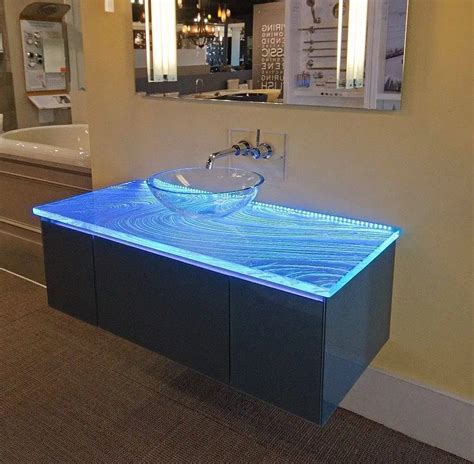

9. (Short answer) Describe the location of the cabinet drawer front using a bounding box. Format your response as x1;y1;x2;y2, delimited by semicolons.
94;238;230;382
41;221;97;325
230;279;325;423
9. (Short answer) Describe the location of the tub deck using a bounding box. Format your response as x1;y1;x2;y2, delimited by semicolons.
0;124;90;169
0;124;92;246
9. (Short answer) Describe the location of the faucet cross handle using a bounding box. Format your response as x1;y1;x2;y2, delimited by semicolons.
233;140;251;156
258;142;273;159
253;129;273;159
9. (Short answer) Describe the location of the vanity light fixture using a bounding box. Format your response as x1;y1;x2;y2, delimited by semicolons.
145;0;178;82
345;0;368;88
335;0;345;88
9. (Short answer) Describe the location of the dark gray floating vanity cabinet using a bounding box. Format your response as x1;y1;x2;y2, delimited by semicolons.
41;220;396;425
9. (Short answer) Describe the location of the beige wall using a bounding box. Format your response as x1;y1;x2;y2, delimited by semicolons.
70;89;87;123
81;0;473;399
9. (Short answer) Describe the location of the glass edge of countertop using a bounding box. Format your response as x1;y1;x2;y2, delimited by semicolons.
33;180;403;301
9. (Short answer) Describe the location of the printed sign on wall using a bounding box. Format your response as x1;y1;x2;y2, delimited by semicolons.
252;2;285;93
20;20;67;92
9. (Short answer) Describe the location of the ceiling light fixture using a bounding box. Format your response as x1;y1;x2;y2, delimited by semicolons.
183;0;216;48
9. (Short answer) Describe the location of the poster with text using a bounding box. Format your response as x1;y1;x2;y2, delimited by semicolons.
252;2;285;94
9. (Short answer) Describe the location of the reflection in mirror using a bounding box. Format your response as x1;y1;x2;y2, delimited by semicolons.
285;0;408;109
134;0;285;103
132;0;408;111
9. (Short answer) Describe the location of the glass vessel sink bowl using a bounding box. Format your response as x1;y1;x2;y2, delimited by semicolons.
146;167;264;218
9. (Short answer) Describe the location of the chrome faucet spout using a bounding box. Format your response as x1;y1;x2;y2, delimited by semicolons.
206;141;250;169
206;148;235;170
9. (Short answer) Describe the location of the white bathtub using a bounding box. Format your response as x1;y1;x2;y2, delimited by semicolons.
0;124;90;169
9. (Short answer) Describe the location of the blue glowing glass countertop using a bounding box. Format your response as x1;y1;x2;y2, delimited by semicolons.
33;180;401;301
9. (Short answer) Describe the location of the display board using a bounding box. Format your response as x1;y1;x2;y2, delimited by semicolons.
20;19;67;92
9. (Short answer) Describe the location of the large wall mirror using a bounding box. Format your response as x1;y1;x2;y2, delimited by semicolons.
132;0;409;110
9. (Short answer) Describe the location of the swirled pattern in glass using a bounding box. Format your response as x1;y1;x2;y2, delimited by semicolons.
33;181;401;300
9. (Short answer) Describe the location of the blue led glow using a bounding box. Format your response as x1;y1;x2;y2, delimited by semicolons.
33;180;402;301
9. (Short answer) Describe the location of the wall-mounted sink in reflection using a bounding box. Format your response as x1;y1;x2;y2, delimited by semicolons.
191;89;282;103
213;93;268;102
146;167;264;218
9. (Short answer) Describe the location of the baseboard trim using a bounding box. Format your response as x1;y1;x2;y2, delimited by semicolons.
0;217;42;243
340;366;473;461
0;267;46;288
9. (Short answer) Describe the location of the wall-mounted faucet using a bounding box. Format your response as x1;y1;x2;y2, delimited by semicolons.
206;129;273;169
195;78;204;94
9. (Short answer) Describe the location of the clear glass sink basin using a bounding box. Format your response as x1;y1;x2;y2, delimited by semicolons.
146;167;264;218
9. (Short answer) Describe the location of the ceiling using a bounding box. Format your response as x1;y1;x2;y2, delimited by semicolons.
132;1;281;24
178;1;280;21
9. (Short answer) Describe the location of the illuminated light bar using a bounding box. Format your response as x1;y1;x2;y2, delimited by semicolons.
346;0;368;88
145;0;177;82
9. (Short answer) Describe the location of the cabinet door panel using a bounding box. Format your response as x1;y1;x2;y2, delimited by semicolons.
322;244;395;423
41;220;97;325
230;279;325;423
94;238;230;382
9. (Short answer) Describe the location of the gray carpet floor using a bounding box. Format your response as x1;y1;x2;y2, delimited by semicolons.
0;270;467;463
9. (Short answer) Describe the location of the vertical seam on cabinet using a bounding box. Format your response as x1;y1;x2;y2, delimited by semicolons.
228;277;232;384
319;298;328;424
91;236;100;327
